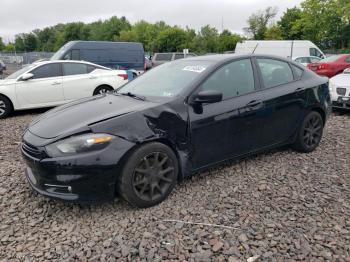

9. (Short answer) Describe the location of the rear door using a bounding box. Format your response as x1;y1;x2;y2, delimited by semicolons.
62;62;97;100
15;63;64;108
253;57;307;146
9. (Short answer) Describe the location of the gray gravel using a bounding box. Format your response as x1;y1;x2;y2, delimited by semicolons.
0;110;350;261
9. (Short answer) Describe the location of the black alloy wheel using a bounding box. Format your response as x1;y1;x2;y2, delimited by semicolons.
303;114;323;148
293;111;324;152
132;152;174;202
118;142;178;208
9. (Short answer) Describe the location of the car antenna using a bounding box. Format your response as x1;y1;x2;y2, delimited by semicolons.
252;43;259;54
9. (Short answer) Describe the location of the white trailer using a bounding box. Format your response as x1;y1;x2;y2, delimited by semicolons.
235;40;325;59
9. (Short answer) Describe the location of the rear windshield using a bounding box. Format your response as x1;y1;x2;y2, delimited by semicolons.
117;60;214;98
319;55;342;63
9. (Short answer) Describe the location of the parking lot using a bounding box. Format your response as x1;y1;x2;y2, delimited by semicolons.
0;110;349;261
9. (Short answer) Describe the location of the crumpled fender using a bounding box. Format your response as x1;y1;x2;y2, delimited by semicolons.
90;103;192;180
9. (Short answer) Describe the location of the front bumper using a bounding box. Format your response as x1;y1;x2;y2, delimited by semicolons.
21;133;136;203
332;96;350;110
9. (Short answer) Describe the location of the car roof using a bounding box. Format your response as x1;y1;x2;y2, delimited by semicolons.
183;54;295;63
32;60;109;68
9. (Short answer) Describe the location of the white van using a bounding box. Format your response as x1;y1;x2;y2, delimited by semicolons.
235;40;325;59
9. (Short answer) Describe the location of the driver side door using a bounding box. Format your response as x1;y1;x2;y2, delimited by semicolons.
15;63;64;109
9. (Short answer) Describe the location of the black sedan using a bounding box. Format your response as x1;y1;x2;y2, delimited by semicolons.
21;54;331;207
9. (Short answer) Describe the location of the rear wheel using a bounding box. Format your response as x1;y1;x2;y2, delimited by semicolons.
93;85;113;96
293;111;324;153
0;95;12;119
117;142;178;208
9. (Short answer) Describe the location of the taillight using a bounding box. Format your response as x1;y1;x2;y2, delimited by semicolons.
318;64;328;70
117;73;128;80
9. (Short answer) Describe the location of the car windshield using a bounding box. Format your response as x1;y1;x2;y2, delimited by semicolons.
117;60;214;98
6;64;36;80
319;55;342;63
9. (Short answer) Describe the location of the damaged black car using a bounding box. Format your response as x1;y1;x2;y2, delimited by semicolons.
21;54;331;207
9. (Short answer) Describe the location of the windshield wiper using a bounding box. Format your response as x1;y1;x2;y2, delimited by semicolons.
117;92;146;101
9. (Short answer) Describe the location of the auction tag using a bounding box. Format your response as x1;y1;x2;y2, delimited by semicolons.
183;66;206;73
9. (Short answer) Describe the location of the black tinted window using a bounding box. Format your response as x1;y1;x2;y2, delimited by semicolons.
202;59;255;100
63;63;88;76
31;64;61;79
257;59;294;88
174;54;184;60
155;54;173;61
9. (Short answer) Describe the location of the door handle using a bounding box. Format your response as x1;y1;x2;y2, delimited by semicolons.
51;81;61;86
295;87;304;93
89;76;97;79
246;100;263;107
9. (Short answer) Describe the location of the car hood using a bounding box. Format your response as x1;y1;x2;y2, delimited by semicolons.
330;74;350;87
28;94;158;139
0;79;16;86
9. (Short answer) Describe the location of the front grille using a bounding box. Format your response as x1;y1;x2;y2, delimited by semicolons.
337;87;347;96
22;142;46;159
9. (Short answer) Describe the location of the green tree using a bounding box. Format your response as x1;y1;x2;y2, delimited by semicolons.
156;27;187;52
278;7;303;39
217;30;244;52
264;25;284;40
0;37;5;51
245;7;278;40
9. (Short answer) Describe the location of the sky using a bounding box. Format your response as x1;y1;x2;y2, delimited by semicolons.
0;0;304;42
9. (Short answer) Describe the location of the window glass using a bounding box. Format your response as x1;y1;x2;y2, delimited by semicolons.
87;65;97;73
118;60;214;98
63;52;71;60
155;53;173;61
292;65;303;79
174;54;184;60
257;59;294;88
71;50;80;60
295;57;308;64
345;56;350;63
310;48;323;58
201;59;255;100
62;63;88;76
31;64;61;79
310;57;321;63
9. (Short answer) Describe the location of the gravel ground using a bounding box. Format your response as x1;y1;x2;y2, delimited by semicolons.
0;110;349;261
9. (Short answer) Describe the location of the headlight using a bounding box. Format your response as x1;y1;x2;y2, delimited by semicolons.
45;133;114;157
329;81;335;91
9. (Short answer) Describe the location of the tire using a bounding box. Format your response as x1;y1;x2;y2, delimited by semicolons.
117;142;178;208
0;95;13;119
293;111;324;153
93;85;114;96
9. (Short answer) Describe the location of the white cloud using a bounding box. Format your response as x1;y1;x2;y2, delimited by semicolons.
0;0;303;41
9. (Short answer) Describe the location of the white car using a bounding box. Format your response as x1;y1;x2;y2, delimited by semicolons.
293;56;322;67
329;68;350;110
0;60;128;118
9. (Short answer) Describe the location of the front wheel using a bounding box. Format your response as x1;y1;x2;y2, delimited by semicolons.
293;111;324;153
93;86;114;96
117;142;178;208
0;96;13;119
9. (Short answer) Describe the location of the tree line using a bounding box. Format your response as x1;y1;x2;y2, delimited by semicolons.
0;0;349;54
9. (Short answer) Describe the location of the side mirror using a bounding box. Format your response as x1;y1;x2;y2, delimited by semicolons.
21;73;34;81
193;90;223;104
